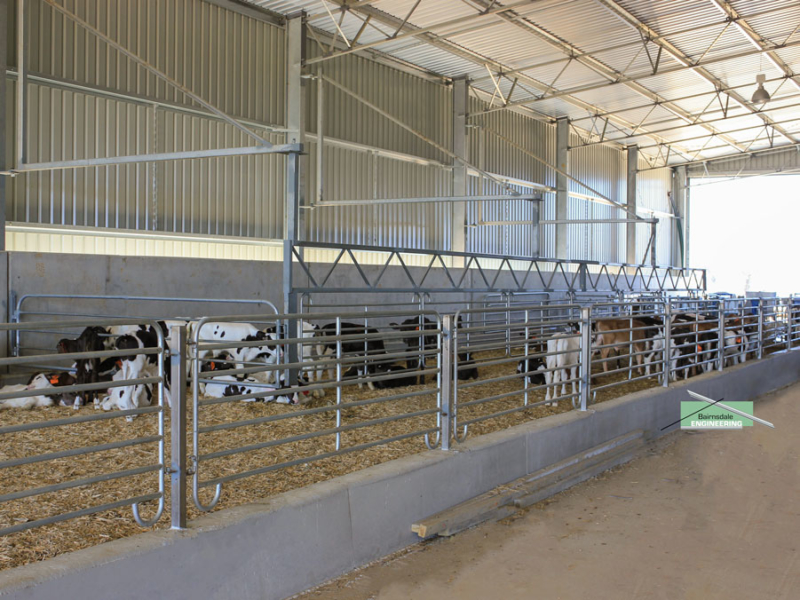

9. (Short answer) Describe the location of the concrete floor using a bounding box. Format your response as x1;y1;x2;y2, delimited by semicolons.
293;382;800;600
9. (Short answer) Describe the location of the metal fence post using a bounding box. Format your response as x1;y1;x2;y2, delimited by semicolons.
169;325;187;530
785;298;792;350
757;299;764;360
579;306;591;411
662;302;671;387
717;302;725;371
441;314;453;451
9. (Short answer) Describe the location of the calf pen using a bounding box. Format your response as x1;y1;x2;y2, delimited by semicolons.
0;295;798;572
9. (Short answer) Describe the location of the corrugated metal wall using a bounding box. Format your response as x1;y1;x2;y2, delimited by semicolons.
466;99;553;257
636;159;673;266
2;0;676;265
568;134;626;263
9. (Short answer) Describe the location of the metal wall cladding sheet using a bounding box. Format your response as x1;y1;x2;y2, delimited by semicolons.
305;142;452;250
7;81;285;238
568;135;626;262
468;97;554;188
306;42;452;164
158;109;285;239
9;81;156;229
636;159;672;266
467;98;554;257
465;177;539;257
13;0;286;126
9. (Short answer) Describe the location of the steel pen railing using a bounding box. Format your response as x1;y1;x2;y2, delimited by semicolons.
2;295;799;545
188;310;443;512
0;318;167;537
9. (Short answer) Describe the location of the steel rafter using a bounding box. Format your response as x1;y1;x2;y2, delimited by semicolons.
320;2;697;163
461;0;746;154
594;0;800;145
708;0;800;96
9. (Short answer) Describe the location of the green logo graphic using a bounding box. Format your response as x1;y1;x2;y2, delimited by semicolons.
680;401;754;430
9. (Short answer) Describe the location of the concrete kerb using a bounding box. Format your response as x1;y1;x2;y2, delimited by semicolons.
1;349;798;600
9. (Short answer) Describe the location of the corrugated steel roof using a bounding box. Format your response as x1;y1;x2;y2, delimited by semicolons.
258;0;800;165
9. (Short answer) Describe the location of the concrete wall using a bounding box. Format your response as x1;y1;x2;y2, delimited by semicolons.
3;250;593;325
1;348;798;600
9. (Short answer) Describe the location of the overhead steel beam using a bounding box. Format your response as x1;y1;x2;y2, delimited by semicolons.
3;145;300;173
572;102;800;149
321;0;698;160
42;0;273;148
594;0;799;145
464;0;746;154
304;194;541;207
638;141;800;172
709;0;800;95
633;116;800;151
304;0;536;65
467;2;798;87
473;38;800;117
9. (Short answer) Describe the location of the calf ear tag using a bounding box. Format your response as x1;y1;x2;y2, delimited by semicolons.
48;375;60;385
209;361;216;371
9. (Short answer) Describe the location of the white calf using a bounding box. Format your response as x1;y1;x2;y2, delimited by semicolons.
0;375;57;410
543;332;581;405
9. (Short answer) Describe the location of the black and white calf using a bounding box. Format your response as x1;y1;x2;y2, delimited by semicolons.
318;322;387;390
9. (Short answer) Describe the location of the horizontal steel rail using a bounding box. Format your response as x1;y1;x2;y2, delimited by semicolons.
0;318;167;536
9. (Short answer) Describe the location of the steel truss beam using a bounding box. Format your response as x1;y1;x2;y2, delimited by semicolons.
290;241;706;294
637;141;800;172
462;0;745;154
319;0;698;161
709;0;800;96
593;0;799;145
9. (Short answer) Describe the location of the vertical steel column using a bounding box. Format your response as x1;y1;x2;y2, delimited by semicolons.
451;77;468;266
626;145;638;264
284;14;306;383
440;314;453;451
169;325;187;530
757;299;763;360
662;302;671;386
555;118;569;259
671;166;688;267
717;303;725;371
786;298;792;350
650;220;657;267
579;307;591;411
315;75;324;205
0;0;8;251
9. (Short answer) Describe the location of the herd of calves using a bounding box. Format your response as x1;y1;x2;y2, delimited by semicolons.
516;310;769;405
0;310;774;415
0;317;477;415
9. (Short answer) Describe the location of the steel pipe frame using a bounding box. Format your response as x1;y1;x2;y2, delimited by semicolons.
640;141;800;173
318;1;698;162
463;0;745;155
572;99;800;150
290;241;707;294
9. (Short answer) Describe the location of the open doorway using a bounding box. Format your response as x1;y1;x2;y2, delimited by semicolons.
689;174;800;295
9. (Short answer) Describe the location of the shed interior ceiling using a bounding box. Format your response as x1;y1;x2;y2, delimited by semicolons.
258;0;800;167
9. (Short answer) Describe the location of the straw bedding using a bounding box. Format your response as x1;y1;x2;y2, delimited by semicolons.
0;344;765;570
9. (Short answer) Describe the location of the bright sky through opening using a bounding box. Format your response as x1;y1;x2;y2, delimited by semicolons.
690;174;800;295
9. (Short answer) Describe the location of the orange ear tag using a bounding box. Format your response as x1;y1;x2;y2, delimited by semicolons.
696;345;703;353
736;337;742;344
49;375;60;385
